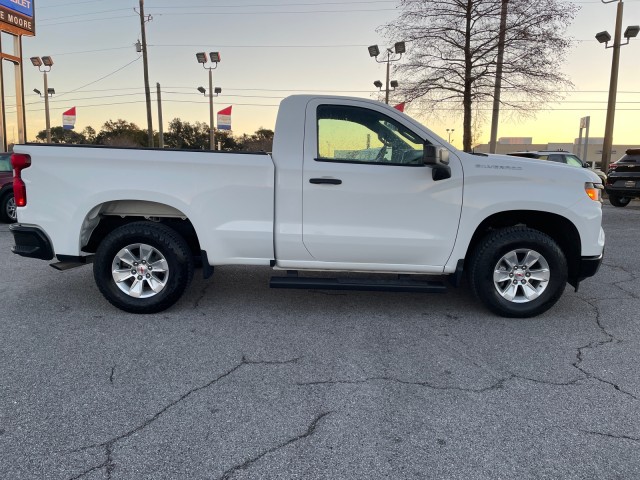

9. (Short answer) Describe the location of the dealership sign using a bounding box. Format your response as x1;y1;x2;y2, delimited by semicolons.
0;0;35;36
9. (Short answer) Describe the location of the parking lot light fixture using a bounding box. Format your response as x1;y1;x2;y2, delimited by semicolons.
368;42;405;104
33;88;41;95
373;80;383;89
196;50;222;150
31;55;54;143
596;31;612;44
597;0;638;172
390;80;399;89
624;25;639;39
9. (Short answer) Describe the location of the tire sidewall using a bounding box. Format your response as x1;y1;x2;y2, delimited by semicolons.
472;230;567;318
609;195;630;207
94;223;192;313
0;192;16;223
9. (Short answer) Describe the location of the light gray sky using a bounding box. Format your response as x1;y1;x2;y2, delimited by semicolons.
4;0;640;147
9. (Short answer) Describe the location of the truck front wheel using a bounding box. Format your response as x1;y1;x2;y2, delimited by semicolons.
468;227;567;318
93;222;194;313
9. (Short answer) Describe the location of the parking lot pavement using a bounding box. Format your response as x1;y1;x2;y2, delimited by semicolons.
1;202;639;480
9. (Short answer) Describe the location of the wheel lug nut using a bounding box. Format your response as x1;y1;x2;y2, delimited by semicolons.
513;280;518;284
137;275;143;280
526;273;531;277
509;273;513;277
133;262;138;266
521;280;526;284
146;274;151;278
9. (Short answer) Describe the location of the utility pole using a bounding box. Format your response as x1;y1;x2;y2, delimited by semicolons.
156;83;164;148
138;0;154;147
489;0;509;154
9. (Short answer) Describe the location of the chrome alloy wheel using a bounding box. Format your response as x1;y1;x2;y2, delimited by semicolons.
7;196;16;221
493;249;550;303
111;243;169;298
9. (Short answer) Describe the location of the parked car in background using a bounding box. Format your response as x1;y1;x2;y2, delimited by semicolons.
605;148;640;207
0;153;16;223
506;150;607;184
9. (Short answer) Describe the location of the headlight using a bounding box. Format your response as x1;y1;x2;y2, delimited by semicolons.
585;182;603;202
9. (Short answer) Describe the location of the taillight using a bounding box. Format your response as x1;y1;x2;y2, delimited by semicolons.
11;153;31;208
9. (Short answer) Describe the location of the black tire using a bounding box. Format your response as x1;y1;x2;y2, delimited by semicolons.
0;191;16;223
609;195;631;207
468;227;567;318
93;221;194;313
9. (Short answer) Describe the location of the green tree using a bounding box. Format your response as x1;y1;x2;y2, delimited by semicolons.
35;126;88;144
95;119;148;147
164;118;240;150
238;128;274;152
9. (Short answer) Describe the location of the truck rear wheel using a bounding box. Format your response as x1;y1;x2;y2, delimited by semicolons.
609;195;631;207
468;227;567;318
93;222;194;313
0;192;16;223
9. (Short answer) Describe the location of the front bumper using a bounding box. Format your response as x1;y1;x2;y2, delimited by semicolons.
10;224;54;260
577;253;603;283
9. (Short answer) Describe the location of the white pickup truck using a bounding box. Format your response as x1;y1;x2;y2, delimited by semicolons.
10;95;605;317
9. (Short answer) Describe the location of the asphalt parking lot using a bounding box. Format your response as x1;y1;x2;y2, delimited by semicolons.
1;202;639;480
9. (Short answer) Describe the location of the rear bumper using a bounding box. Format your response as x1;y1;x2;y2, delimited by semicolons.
604;186;640;197
10;224;54;260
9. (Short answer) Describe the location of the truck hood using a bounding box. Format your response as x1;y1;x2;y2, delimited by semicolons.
469;153;602;184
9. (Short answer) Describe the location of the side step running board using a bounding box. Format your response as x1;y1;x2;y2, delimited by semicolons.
270;275;446;293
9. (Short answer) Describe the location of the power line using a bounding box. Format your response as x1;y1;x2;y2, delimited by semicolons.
56;57;142;98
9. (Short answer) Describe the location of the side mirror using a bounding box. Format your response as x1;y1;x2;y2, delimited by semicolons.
423;144;451;181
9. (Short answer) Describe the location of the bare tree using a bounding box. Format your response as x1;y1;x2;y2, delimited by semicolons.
381;0;578;151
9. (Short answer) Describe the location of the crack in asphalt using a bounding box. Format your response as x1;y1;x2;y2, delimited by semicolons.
217;411;333;480
193;281;213;309
68;444;114;480
602;262;640;300
579;429;640;444
571;296;638;401
67;356;301;480
109;365;115;384
297;374;513;393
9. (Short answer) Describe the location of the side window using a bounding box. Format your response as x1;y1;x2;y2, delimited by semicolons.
0;155;11;172
547;154;563;163
538;155;549;160
317;104;426;165
564;155;584;167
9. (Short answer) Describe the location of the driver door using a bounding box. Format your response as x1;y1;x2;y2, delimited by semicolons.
301;100;463;268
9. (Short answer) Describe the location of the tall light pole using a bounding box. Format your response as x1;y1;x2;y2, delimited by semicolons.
137;0;154;147
446;128;455;143
596;0;639;172
368;42;405;104
30;56;54;143
196;52;221;150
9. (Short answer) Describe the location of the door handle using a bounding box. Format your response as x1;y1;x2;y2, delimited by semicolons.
309;178;342;185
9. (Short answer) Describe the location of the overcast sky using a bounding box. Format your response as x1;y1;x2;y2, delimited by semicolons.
3;0;640;148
